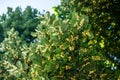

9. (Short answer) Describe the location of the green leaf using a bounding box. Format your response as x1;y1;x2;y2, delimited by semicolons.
16;61;22;69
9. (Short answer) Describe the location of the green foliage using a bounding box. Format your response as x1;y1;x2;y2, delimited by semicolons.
58;0;120;67
0;0;120;80
31;11;120;79
0;24;4;42
0;6;39;43
0;28;31;79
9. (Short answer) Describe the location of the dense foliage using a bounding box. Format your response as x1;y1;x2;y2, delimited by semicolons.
0;0;120;80
54;0;120;67
0;6;39;43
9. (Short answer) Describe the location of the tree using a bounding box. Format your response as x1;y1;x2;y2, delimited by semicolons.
0;6;40;43
54;0;120;68
22;6;39;42
32;10;120;79
0;6;40;79
0;0;120;79
0;28;33;79
0;24;4;42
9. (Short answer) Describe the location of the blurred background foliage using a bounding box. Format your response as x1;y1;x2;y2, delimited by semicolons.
0;0;120;80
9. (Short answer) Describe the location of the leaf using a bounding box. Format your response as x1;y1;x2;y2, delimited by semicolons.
79;18;85;29
69;46;74;51
91;56;101;60
70;12;78;24
44;52;51;60
51;7;58;15
88;32;94;39
52;32;59;36
16;61;22;69
44;60;55;73
55;54;62;59
99;40;104;48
